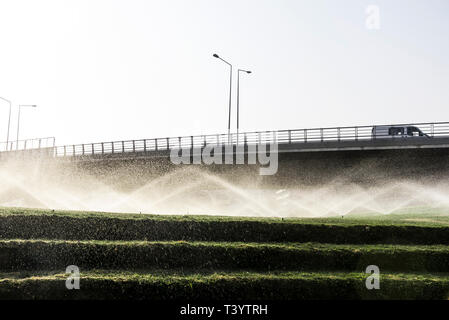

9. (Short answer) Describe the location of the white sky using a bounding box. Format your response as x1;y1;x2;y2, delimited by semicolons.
0;0;448;145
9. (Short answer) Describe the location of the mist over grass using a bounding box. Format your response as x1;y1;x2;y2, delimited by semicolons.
1;156;449;218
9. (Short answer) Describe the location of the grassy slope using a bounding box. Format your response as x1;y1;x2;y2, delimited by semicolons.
2;270;449;300
2;206;449;227
2;207;449;244
3;239;449;272
2;207;449;299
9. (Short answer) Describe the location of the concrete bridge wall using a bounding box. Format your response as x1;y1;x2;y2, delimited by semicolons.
49;145;449;191
2;139;449;191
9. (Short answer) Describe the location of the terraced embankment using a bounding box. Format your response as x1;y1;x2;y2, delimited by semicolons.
1;208;449;299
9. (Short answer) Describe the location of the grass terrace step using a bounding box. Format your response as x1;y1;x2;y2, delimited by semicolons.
2;208;449;244
1;270;449;300
3;208;449;300
2;240;449;273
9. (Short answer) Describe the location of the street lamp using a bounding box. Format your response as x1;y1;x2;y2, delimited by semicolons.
213;53;233;143
0;97;12;150
16;104;37;150
237;69;251;144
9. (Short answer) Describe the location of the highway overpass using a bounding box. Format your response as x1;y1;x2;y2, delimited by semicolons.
2;122;449;189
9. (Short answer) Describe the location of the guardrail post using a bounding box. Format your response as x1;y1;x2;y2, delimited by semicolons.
166;137;169;150
101;143;104;154
132;140;135;152
144;139;147;152
288;130;291;144
122;141;125;153
155;139;158;150
355;127;358;141
337;128;341;142
191;136;194;149
92;144;94;155
82;144;85;155
320;128;323;142
38;139;42;149
24;140;27;150
304;129;307;143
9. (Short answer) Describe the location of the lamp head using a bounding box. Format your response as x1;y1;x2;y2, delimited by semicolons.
213;53;219;58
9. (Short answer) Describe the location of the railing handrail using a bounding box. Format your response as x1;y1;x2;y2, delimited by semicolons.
0;137;56;144
55;121;449;151
0;137;56;153
3;122;449;157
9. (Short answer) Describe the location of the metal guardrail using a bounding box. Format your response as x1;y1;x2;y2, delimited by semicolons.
0;137;56;152
1;123;448;157
51;122;449;157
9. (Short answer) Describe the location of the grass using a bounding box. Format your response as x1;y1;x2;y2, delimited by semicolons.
2;207;449;299
3;239;449;272
6;238;449;252
2;207;449;244
2;269;449;300
4;269;449;284
3;206;449;226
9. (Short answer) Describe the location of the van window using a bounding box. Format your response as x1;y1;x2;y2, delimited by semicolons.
389;127;404;136
407;126;423;137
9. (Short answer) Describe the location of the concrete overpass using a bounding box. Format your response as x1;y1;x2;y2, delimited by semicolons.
2;122;449;189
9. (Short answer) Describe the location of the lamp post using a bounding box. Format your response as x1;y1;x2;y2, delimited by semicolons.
16;104;37;150
237;69;251;144
0;97;12;151
213;53;233;144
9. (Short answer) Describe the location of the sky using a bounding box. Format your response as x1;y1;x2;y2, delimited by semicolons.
0;0;448;146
